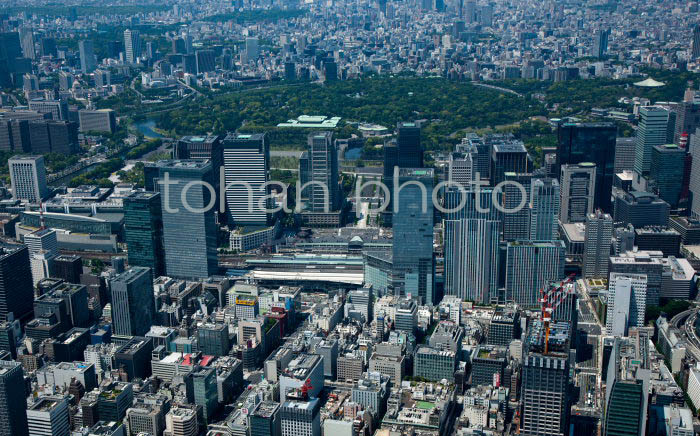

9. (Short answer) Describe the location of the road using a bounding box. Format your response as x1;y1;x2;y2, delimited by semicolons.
471;82;523;97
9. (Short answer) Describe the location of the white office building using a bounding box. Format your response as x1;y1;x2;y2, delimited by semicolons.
9;156;48;203
606;273;647;336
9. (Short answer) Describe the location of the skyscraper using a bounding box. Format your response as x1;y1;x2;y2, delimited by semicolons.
124;192;165;277
249;402;281;436
195;49;216;74
185;367;218;425
559;163;595;224
692;25;700;60
444;219;499;304
0;243;33;323
649;143;685;208
520;322;570;436
155;160;218;279
26;396;70;436
557;122;616;211
8;156;48;203
222;133;271;226
109;267;156;337
529;178;560;240
307;132;340;212
605;273;647;336
490;140;528;185
0;360;28;436
78;40;96;74
635;106;670;176
505;240;565;308
502;172;532;241
603;339;649;436
594;28;610;58
280;397;320;436
396;122;423;168
123;29;141;64
245;37;260;60
392;168;434;304
582;210;613;279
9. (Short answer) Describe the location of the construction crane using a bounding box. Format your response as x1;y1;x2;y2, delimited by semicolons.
538;274;576;354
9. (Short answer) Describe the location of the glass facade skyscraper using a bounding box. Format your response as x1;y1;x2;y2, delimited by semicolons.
634;106;670;176
109;267;156;337
396;122;423;168
307;132;340;212
0;243;33;323
155;160;218;279
222;133;271;225
650;143;685;208
124;191;164;278
505;240;565;308
0;360;28;436
444;218;499;304
557;122;616;211
392;168;434;304
529;178;560;240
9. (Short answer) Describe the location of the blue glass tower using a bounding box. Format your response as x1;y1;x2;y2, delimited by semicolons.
392;168;434;304
155;160;218;279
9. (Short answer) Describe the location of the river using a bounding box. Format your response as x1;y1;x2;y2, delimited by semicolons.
135;119;164;139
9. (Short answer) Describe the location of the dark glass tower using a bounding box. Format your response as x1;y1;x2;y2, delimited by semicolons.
155;160;218;279
0;360;28;436
124;192;165;277
557;122;616;212
392;168;434;304
396;122;423;168
0;243;33;323
108;267;156;336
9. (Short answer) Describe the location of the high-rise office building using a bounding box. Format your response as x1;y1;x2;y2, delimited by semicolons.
26;396;69;436
447;151;473;186
490;140;528;185
0;32;22;87
396;122;423;168
649;143;685;208
185;367;218;425
557;122;616;211
222;133;271;225
520;322;570;436
603;339;649;436
8;156;48;203
505;240;565;308
444;219;499;304
614;138;636;174
605;273;647;336
559;163;595;223
280;398;320;436
249;402;281;436
195;49;216;74
392;168;434;303
245;37;259;60
306;132;340;212
583;211;613;279
594;28;610;58
109;267;156;336
0;360;28;436
124;192;165;277
78;40;96;74
164;407;198;436
124;29;141;64
154;160;218;279
529;178;560;240
0;243;33;323
28;100;68;121
635;106;670;176
78;109;116;134
692;25;700;60
502;172;532;241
